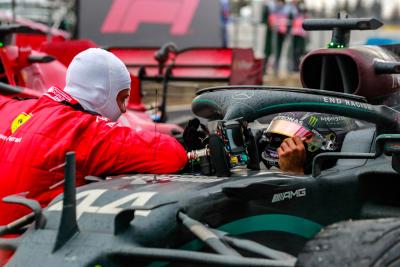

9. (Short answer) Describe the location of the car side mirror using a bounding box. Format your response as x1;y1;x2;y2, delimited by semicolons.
312;134;400;177
376;134;400;173
28;55;55;63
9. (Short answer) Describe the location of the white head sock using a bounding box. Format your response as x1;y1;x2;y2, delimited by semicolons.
64;48;131;121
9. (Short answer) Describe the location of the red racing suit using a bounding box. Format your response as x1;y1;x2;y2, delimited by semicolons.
0;86;188;225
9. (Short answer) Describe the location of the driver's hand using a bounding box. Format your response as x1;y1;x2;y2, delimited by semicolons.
277;136;306;175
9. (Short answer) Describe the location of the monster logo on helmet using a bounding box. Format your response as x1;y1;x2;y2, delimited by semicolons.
259;112;356;171
308;116;318;127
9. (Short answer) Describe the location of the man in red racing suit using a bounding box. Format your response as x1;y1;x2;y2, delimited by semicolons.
0;48;187;264
0;86;187;223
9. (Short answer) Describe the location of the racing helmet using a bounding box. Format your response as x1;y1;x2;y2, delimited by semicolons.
260;112;356;171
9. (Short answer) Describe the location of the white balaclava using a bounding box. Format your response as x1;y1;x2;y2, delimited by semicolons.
64;48;131;121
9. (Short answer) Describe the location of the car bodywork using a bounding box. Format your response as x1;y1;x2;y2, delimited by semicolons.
4;84;400;266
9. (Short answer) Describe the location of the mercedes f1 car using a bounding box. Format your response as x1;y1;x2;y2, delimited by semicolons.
2;16;400;267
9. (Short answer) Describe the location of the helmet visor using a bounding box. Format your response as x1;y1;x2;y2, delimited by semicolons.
266;119;327;152
266;119;313;139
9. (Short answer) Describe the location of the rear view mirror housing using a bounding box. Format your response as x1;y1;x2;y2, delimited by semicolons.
312;134;400;177
376;134;400;173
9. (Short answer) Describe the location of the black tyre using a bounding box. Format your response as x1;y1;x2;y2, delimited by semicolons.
296;218;400;267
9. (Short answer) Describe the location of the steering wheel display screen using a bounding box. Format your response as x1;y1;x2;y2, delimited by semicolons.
226;127;244;153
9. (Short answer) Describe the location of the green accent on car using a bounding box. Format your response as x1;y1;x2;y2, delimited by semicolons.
256;102;372;115
327;42;345;49
147;214;322;267
218;214;322;237
192;98;220;107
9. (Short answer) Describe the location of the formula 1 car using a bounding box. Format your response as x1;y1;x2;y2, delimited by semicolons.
2;17;400;267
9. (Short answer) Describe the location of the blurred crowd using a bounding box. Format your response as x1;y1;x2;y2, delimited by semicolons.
222;0;400;76
262;0;308;74
221;0;310;75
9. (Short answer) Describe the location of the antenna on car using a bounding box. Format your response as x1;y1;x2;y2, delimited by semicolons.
152;89;159;183
302;15;383;48
53;152;79;252
154;42;178;123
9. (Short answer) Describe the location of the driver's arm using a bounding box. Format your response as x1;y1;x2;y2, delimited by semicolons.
81;117;188;176
277;136;306;174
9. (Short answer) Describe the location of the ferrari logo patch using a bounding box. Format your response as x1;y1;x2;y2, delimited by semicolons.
11;113;32;134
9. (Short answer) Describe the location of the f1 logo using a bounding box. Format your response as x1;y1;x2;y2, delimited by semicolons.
101;0;200;35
